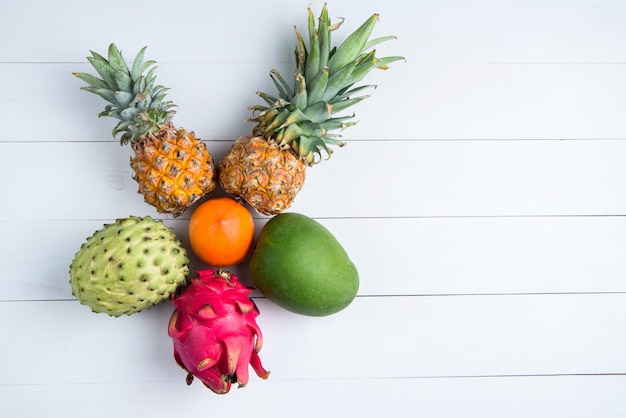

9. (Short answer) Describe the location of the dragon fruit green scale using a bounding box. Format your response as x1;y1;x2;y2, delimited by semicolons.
69;216;189;317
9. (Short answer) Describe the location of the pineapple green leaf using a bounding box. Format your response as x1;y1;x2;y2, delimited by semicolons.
151;94;166;109
151;85;169;100
314;132;345;148
120;107;141;120
269;69;293;101
331;96;370;113
114;90;135;108
134;75;147;95
327;13;379;74
374;55;406;68
144;66;158;90
152;91;170;107
254;105;281;120
302;101;333;124
86;55;117;89
100;103;115;113
275;123;305;147
318;115;358;131
306;66;329;104
131;46;156;81
107;44;129;74
111;120;133;134
321;60;358;101
278;107;309;131
293;74;308;110
344;52;404;89
114;70;132;92
263;108;291;135
119;131;133;144
307;5;316;45
88;49;108;62
294;24;308;61
295;49;306;84
73;72;108;89
343;50;379;86
249;104;269;114
257;91;278;106
332;84;375;102
307;136;334;162
75;43;178;144
98;109;120;120
161;102;177;116
305;30;321;82
82;86;117;104
317;7;331;69
364;36;398;50
134;92;151;110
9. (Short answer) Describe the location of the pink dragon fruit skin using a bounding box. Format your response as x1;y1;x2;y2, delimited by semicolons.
168;268;269;394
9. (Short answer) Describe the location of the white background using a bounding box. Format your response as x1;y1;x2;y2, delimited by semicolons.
2;0;626;416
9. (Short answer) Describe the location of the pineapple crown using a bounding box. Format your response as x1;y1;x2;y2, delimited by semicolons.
73;43;176;145
249;4;404;165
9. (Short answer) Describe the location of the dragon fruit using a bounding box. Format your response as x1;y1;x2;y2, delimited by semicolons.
168;268;269;394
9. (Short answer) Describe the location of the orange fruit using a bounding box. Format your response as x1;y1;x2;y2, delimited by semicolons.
189;197;255;267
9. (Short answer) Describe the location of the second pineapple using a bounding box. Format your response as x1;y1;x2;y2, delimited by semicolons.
219;5;403;215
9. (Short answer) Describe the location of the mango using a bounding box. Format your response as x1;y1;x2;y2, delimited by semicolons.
250;213;359;316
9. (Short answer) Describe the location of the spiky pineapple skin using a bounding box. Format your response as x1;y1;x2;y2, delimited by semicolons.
131;123;215;215
218;136;306;215
168;269;269;394
69;216;189;317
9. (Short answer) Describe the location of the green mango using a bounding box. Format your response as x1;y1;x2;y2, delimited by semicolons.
250;213;359;316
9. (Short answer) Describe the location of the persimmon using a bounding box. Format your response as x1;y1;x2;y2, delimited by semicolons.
189;197;255;267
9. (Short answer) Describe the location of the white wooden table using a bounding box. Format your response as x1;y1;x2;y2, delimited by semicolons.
2;0;626;416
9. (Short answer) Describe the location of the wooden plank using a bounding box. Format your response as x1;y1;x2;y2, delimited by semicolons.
3;0;626;64
293;139;626;217
3;216;626;301
3;375;626;417
2;62;626;142
2;139;625;220
3;294;626;385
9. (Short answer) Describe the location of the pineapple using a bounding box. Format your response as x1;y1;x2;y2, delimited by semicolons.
219;5;403;215
74;44;216;216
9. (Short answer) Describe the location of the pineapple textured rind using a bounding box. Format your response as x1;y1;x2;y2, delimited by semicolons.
131;124;216;215
69;216;189;317
219;136;306;216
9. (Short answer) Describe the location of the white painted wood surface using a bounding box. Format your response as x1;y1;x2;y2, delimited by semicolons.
2;0;626;416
